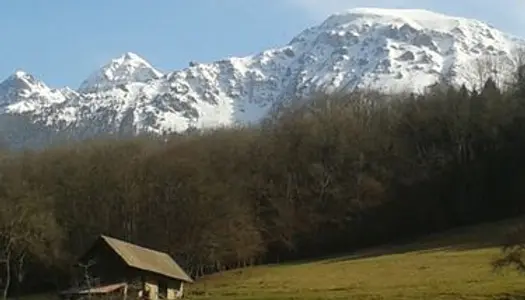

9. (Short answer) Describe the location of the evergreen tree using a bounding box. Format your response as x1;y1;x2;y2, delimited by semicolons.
480;77;500;98
514;64;525;98
459;84;470;99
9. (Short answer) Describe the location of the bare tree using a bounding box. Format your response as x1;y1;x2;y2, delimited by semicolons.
492;226;525;276
493;46;525;92
468;55;506;91
77;259;98;298
510;46;525;70
0;188;62;300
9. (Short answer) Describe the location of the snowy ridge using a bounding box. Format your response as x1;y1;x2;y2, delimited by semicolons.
0;8;524;149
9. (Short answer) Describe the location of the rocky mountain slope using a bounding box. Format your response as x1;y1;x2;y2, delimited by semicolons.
0;8;524;149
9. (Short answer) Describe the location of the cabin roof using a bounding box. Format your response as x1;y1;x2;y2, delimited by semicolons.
87;235;193;283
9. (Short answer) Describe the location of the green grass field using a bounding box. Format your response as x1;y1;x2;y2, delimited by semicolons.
187;218;525;300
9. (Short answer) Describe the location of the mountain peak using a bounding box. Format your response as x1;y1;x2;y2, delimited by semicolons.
123;51;139;59
13;69;29;78
0;70;66;107
78;51;163;93
115;51;149;64
1;70;46;93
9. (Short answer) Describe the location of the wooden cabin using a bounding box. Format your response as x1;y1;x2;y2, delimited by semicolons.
60;235;194;300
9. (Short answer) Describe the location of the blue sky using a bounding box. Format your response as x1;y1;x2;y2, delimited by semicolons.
1;0;524;88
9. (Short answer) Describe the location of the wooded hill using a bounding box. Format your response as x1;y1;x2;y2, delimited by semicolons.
2;66;525;296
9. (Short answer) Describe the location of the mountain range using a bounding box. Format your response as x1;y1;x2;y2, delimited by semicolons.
1;7;524;149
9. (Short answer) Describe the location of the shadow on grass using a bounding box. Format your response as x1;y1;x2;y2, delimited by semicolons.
493;292;525;300
252;217;525;269
320;217;525;265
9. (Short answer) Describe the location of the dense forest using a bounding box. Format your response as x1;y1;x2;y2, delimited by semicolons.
2;62;525;296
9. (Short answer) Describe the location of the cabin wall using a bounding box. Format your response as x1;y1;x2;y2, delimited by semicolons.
144;280;159;299
167;282;184;299
127;278;145;298
143;274;183;300
167;286;175;300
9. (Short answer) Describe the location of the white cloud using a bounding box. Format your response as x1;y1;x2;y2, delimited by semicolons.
284;0;432;19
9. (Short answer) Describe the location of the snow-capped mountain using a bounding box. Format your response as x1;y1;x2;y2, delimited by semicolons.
1;8;524;149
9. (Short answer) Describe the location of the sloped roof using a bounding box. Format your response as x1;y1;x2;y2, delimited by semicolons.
94;235;193;283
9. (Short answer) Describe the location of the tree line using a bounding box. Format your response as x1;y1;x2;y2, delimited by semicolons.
2;63;525;296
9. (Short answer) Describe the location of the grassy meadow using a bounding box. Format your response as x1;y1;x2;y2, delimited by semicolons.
187;218;525;300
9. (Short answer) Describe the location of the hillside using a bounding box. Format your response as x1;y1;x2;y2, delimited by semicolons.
0;8;524;149
187;218;525;300
2;51;525;297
